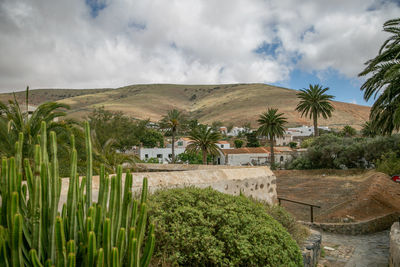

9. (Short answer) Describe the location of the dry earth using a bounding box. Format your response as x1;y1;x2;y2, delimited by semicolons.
275;169;400;223
0;83;370;129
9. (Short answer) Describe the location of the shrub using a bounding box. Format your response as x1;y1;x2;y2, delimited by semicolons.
148;187;303;266
376;151;400;176
234;139;244;148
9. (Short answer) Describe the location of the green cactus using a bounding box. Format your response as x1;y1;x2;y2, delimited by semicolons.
0;121;155;266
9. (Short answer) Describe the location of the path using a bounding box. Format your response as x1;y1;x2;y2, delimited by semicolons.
318;230;390;267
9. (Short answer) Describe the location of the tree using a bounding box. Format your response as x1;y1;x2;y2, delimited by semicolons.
245;131;260;147
186;124;221;164
0;88;70;158
340;125;357;137
361;121;378;138
295;84;335;137
160;109;185;163
234;139;244;148
359;18;400;135
257;108;287;168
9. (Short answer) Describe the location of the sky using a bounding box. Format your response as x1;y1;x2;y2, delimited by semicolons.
1;0;400;106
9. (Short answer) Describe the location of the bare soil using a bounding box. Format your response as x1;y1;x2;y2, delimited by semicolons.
275;169;400;223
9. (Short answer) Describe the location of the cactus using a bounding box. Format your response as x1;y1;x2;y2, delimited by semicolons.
0;121;155;266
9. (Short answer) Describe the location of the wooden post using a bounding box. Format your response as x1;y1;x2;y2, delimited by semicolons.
310;206;314;223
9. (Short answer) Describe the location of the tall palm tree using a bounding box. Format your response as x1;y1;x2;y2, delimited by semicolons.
295;84;335;137
186;124;222;164
160;109;185;163
361;121;378;138
0;89;70;158
359;18;400;135
257;108;287;168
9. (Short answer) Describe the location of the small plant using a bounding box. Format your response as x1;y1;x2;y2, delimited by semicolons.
0;121;155;266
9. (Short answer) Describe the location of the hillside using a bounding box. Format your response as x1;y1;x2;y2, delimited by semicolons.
0;84;370;129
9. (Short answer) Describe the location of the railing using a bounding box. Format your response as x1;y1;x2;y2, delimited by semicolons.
277;197;321;223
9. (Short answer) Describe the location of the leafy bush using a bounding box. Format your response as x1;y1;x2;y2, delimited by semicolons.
234;139;244;148
148;187;303;266
376;151;400;176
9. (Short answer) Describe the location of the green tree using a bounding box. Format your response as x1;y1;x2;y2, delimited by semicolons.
361;121;378;138
340;125;357;137
0;88;70;159
234;139;244;148
359;18;400;135
257;108;287;168
295;84;335;137
186;124;221;164
160;109;185;163
245;131;260;147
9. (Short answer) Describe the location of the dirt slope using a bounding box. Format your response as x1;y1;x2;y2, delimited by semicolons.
0;83;370;129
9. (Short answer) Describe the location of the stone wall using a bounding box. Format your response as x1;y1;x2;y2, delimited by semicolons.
301;213;399;235
60;165;278;206
301;229;322;267
390;221;400;267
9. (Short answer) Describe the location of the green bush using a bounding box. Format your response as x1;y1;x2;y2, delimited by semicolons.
376;151;400;176
234;139;244;148
148;187;303;266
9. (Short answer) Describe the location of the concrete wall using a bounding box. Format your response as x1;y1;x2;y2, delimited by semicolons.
60;165;278;206
390;222;400;267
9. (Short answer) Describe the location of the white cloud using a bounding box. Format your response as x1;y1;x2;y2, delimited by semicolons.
0;0;399;91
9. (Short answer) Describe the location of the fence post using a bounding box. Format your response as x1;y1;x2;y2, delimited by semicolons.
310;206;314;223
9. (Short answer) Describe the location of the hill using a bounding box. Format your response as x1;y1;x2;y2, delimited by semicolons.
0;83;370;129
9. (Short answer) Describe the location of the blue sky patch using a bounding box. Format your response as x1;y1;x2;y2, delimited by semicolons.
85;0;107;18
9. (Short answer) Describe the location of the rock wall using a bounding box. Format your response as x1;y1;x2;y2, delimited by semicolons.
390;221;400;267
60;165;278;206
301;213;399;235
301;229;322;267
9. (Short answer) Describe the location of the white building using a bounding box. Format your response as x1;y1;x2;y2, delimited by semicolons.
275;133;294;146
216;147;293;166
286;125;330;137
216;141;231;149
138;147;186;163
227;127;247;137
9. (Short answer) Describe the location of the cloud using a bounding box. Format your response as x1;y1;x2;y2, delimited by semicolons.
0;0;399;92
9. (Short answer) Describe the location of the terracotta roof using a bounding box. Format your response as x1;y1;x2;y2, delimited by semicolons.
217;141;230;144
181;137;192;141
274;146;293;152
222;147;270;154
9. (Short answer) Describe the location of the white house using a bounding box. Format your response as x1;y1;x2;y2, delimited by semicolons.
138;147;186;163
216;146;294;166
216;141;231;149
286;125;330;137
227;127;247;137
275;133;294;146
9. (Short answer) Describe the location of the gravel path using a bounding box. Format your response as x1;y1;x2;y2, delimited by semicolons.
318;230;390;267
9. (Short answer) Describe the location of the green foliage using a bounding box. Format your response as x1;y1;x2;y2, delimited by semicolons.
288;134;400;169
295;84;335;137
140;129;164;148
300;138;314;148
340;125;357;137
148;187;303;267
159;109;186;163
186;124;222;164
234;139;244;148
245;131;260;147
0;121;155;266
288;142;297;149
376;151;400;176
359;18;400;135
257;108;287;167
176;151;212;164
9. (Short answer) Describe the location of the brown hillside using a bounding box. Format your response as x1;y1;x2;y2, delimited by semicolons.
0;83;370;129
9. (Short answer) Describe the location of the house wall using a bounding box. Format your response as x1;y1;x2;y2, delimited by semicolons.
139;147;185;163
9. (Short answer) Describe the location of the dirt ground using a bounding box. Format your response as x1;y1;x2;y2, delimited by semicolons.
274;169;400;223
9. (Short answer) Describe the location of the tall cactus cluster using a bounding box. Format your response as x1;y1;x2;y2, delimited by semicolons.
0;121;155;266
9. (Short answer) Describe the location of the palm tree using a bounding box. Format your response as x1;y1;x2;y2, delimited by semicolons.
0;88;70;158
295;84;335;137
359;18;400;135
341;125;357;137
160;109;185;163
257;108;287;168
186;124;222;164
361;121;378;138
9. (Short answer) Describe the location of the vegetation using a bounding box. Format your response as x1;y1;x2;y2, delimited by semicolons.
186;124;222;164
340;125;357;137
295;84;335;137
359;18;400;135
176;151;213;164
257;108;287;168
245;131;260;147
376;151;400;176
234;139;244;148
289;133;400;171
361;121;377;137
148;187;303;266
0;121;155;266
159;109;185;163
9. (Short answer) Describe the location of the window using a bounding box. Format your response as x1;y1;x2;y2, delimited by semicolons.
221;144;224;148
157;154;162;158
280;156;284;162
168;154;172;158
145;154;149;159
177;141;183;146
